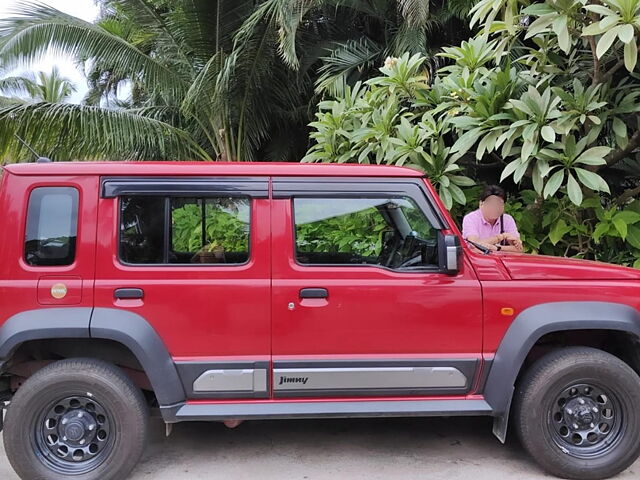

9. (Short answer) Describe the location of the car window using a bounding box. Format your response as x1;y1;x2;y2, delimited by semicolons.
120;196;250;265
25;187;79;266
293;196;439;269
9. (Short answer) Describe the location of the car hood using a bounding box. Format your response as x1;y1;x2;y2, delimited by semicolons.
499;253;640;281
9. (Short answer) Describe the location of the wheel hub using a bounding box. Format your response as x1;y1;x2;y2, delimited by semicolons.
35;395;112;472
59;410;97;444
564;397;598;429
549;383;622;458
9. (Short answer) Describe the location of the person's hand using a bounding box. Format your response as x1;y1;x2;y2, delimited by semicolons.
502;233;523;250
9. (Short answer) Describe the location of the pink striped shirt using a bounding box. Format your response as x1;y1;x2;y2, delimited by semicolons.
462;209;519;240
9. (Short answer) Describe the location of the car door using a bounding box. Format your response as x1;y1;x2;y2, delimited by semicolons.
94;176;272;400
270;177;483;399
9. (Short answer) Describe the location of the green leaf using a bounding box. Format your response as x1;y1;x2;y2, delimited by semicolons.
613;217;628;239
584;5;616;16
500;159;520;182
549;219;571;245
541;125;556;143
613;210;640;224
525;15;555;39
597;25;623;58
593;221;610;242
451;128;484;156
624;39;638;72
619;24;635;44
582;22;608;36
566;173;583;205
544;169;565;198
612;117;627;138
521;140;536;162
552;16;571;53
574;168;611;193
627;224;640;249
574;146;612;165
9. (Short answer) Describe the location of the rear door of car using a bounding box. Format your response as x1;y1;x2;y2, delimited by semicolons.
94;176;272;401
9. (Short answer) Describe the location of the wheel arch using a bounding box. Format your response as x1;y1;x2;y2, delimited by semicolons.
484;301;640;442
0;307;186;407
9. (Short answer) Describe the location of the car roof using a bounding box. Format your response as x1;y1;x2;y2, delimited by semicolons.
4;161;424;178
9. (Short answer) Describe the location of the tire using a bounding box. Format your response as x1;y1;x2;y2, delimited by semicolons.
514;346;640;480
3;358;149;480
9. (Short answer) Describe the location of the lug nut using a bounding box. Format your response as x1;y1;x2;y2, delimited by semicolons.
80;439;85;445
566;408;573;415
578;398;585;405
592;407;598;413
61;418;68;425
573;423;579;429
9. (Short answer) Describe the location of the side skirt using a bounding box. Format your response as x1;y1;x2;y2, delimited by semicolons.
162;398;493;423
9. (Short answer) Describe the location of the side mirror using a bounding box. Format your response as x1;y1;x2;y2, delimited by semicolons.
439;233;461;274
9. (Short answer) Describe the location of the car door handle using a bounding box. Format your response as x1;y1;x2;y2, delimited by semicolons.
299;288;328;299
114;288;144;299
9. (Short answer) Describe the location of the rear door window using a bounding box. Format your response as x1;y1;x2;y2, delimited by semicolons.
119;195;251;265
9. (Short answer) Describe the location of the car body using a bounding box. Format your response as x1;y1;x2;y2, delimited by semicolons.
1;161;639;480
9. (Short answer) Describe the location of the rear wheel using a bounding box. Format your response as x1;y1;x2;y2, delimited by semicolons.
514;347;640;480
3;358;148;480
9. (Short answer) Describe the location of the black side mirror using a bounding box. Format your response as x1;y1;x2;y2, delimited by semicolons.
438;233;461;274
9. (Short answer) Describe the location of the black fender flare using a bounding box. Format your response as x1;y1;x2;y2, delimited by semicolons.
0;307;186;407
0;308;92;359
90;308;185;406
484;301;640;441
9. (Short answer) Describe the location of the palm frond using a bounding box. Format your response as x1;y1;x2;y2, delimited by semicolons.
0;101;209;162
0;74;39;97
104;0;195;74
316;37;382;95
398;0;430;28
0;1;189;101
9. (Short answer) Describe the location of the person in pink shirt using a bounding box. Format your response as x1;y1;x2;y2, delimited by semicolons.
462;185;524;253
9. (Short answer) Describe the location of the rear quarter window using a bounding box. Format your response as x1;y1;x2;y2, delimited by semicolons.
24;187;79;266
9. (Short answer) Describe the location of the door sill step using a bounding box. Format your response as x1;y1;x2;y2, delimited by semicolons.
166;398;493;422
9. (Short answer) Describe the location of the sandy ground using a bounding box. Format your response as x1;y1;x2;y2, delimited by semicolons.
1;416;638;479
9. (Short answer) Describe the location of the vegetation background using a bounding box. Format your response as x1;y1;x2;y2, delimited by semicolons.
1;0;640;266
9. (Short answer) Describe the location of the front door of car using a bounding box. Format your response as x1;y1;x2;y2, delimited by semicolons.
270;177;483;399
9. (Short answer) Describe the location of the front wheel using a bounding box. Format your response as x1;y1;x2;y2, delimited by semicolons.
514;347;640;480
3;358;149;480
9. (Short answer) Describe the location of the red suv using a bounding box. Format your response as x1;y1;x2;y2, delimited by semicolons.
1;161;640;480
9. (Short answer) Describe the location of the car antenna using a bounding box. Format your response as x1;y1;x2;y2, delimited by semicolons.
14;134;53;163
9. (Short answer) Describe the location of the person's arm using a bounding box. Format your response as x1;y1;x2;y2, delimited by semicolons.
499;215;524;252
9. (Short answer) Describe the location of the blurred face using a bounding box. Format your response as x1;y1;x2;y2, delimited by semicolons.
479;194;505;222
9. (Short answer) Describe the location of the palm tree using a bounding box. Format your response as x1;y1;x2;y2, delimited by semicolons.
0;66;76;103
0;0;476;163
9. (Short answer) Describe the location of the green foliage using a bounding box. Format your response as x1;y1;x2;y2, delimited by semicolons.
305;0;640;267
296;206;388;257
0;0;477;162
171;200;250;253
